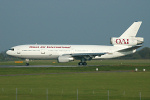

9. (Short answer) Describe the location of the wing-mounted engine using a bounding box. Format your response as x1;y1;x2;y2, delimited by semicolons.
110;37;144;46
58;55;74;63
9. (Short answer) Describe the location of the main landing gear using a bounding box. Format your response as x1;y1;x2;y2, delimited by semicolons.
78;62;87;66
78;58;87;66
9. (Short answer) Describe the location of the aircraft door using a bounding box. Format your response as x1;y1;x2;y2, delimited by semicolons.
17;49;21;54
71;48;74;54
41;49;45;54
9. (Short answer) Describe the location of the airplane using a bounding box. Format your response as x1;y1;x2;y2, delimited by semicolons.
6;21;144;66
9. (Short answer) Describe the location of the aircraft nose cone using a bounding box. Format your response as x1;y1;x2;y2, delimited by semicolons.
6;50;11;55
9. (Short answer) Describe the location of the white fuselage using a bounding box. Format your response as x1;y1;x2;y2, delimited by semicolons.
6;21;143;65
6;44;133;60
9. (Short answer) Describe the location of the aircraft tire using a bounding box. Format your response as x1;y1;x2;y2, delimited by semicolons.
78;62;83;66
83;62;87;66
78;62;87;66
26;63;29;66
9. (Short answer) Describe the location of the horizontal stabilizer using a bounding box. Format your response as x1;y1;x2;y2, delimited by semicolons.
118;45;142;52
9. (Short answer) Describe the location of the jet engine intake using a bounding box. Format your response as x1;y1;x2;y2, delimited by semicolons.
110;37;144;46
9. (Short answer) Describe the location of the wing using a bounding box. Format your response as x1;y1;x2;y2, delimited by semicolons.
71;53;106;57
69;53;106;60
62;53;106;60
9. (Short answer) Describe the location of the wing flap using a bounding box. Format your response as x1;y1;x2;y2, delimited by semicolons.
71;53;106;57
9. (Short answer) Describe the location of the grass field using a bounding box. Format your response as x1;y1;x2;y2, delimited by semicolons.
0;59;150;100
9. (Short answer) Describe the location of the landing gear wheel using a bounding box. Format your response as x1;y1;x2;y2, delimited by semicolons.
26;63;29;66
25;59;30;66
78;62;83;66
83;62;87;66
78;62;87;66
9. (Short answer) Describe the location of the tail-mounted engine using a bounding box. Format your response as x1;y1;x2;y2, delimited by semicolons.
110;37;144;46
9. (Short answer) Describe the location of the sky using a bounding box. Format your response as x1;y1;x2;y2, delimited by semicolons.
0;0;150;52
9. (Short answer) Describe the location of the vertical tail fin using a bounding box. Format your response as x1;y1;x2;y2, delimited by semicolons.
120;21;142;38
110;21;144;46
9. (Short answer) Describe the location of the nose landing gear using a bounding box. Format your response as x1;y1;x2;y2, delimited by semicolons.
25;59;29;66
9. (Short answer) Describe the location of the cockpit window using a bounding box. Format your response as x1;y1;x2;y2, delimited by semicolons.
9;48;14;51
